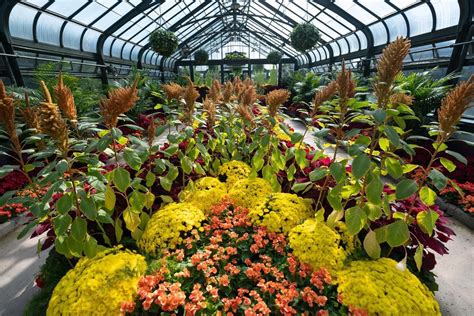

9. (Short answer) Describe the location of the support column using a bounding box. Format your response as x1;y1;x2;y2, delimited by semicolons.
189;65;194;82
247;63;251;79
0;0;24;86
220;64;224;83
278;63;283;86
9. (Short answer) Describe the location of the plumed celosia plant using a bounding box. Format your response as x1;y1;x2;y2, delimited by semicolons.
139;203;205;254
122;201;347;315
218;160;252;187
248;193;313;233
182;177;227;212
289;219;353;274
336;258;441;315
47;247;146;316
227;177;273;208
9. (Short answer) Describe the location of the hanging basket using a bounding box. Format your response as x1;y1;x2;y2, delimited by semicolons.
149;29;179;57
224;51;248;65
194;49;209;64
267;51;283;64
290;23;320;53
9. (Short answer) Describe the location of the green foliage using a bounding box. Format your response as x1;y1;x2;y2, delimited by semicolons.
268;67;278;85
267;51;282;64
224;51;247;61
290;23;320;52
292;72;324;103
194;49;209;64
149;29;179;57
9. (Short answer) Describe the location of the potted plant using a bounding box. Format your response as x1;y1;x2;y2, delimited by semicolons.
149;29;179;57
224;51;248;65
290;23;320;53
267;51;283;64
194;49;209;64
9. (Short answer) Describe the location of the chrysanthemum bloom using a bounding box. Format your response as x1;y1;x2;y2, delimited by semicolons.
336;258;440;315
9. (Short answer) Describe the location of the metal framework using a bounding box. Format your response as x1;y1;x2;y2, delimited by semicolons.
0;0;471;85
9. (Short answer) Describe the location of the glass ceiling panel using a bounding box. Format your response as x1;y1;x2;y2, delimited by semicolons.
47;0;89;17
431;0;460;30
72;2;108;26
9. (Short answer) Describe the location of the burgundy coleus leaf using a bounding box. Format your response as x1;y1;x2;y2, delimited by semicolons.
41;236;55;251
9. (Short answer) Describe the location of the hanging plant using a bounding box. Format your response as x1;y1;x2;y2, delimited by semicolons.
149;29;179;57
267;51;283;64
290;23;320;53
194;49;209;64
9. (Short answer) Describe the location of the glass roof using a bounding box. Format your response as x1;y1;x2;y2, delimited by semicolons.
5;0;464;70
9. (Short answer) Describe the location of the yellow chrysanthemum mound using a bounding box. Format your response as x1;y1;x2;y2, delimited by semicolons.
288;219;349;274
47;247;146;316
182;177;227;212
336;258;441;315
139;203;205;255
218;160;251;188
248;193;313;233
227;177;273;208
273;125;291;142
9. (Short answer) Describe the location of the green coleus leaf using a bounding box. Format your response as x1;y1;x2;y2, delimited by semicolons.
417;210;439;236
291;181;312;193
385;157;403;179
80;196;97;221
352;153;370;179
123;208;141;232
366;177;383;205
159;176;172;192
414;245;424;271
104;185;116;212
386;220;410;247
384;125;400;147
364;230;381;259
439;157;456;173
295;148;308;169
429;169;448;190
56;194;73;215
53;214;72;236
71;217;87;242
309;168;327;182
113;167;131;192
329;162;345;183
419;186;436;206
395;179;418;200
123;148;142;171
345;206;367;236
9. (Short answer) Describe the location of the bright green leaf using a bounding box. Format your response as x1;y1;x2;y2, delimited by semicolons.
417;210;439;236
352;154;370;179
386;220;410;247
345;206;367;235
364;230;381;259
395;179;418;200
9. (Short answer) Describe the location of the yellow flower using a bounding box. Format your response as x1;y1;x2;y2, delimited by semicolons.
138;202;205;255
248;193;313;233
47;247;146;316
227;177;273;208
336;258;441;315
182;177;227;212
218;160;251;188
289;219;349;274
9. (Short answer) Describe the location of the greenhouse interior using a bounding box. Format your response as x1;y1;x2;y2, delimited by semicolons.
0;0;473;315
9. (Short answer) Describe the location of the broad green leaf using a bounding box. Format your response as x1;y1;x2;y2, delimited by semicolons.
123;149;142;171
115;218;123;243
314;208;325;222
287;164;296;181
66;235;83;257
309;168;327;182
56;194;73;214
84;235;98;258
385;157;403;179
364;202;382;221
420;186;436;206
395;179;418;200
352;154;370;179
386;220;410;247
440;157;456;173
367;177;383;205
329;162;345;183
290;132;303;144
97;209;114;224
167;166;179;181
402;164;419;174
104;185;116;212
445;150;467;165
373;109;386;124
295;148;308;169
144;192;155;209
291;182;312;193
80;196;97;220
378;138;390;151
123;208;141;232
429;169;448;190
55;159;69;173
130;191;146;212
327;188;342;211
345;206;367;235
181;156;193;174
414;245;424;271
417;210;439;236
53;214;72;236
364;230;381;259
159;176;172;191
384;125;400;147
114;167;131;192
71;217;87;241
326;210;344;227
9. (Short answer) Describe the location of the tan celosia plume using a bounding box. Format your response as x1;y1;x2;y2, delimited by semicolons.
374;37;411;108
223;81;233;103
240;85;257;108
182;79;199;125
390;93;413;106
203;97;216;129
54;73;77;128
0;90;20;152
0;80;7;100
312;81;337;116
336;61;356;101
147;117;156;148
266;89;290;118
161;83;183;101
437;75;474;138
100;78;139;128
38;81;69;152
20;92;40;131
208;80;222;102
